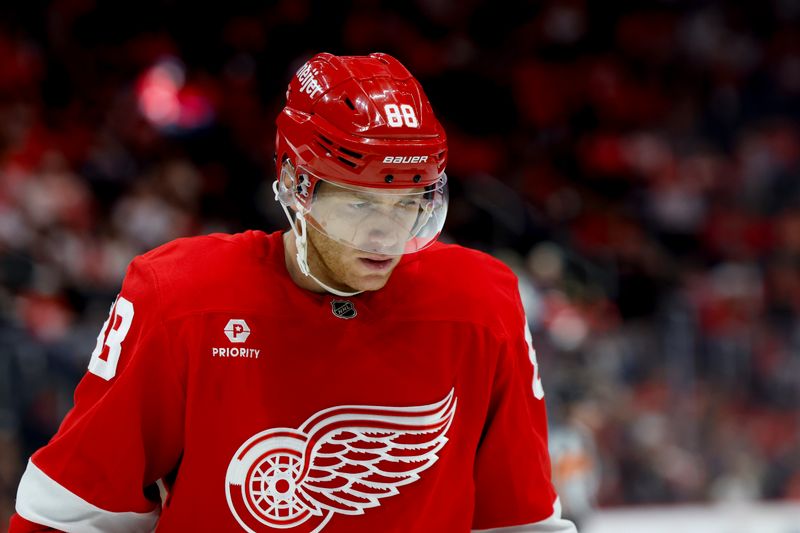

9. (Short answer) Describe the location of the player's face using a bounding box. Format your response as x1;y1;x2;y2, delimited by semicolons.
307;182;424;256
302;182;423;291
305;224;403;292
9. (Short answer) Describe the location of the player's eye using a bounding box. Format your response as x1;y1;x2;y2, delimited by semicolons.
396;199;419;209
348;201;371;210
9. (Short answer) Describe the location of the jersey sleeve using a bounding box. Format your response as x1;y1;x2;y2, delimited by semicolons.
471;288;577;533
11;257;186;533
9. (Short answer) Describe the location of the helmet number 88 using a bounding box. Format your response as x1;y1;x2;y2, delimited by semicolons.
384;104;418;128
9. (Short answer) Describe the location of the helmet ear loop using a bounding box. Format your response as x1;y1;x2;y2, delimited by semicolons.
273;163;312;276
410;177;447;238
409;194;437;237
275;161;299;207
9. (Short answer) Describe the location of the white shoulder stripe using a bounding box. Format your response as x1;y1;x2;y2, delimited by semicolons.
472;497;578;533
15;459;160;533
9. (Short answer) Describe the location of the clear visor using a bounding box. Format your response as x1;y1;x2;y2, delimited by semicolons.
300;170;448;256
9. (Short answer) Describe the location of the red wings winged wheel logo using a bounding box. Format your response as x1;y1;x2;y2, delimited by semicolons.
225;389;457;532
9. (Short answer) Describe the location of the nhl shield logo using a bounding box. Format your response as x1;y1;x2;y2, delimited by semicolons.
330;300;356;319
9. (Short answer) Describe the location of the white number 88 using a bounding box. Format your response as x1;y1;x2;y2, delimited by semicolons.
384;104;418;128
88;296;134;381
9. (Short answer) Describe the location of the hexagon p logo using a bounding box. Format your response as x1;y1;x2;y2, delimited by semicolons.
224;319;251;343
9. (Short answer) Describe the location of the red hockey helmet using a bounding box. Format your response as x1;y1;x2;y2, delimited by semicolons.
275;53;449;256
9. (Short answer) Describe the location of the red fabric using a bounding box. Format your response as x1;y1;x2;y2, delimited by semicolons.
12;230;557;532
9;514;59;532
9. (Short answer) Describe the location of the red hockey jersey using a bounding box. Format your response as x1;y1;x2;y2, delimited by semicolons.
12;230;575;532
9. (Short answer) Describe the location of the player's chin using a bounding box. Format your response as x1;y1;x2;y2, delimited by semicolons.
349;276;391;292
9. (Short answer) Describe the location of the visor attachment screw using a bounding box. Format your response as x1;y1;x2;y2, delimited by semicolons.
384;175;394;183
413;174;421;183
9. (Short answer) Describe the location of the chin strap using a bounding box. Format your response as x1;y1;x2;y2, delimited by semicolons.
273;180;363;297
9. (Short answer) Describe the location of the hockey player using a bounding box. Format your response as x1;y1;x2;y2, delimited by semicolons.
11;53;577;532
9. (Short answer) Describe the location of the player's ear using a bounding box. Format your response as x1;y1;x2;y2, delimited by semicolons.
276;159;297;208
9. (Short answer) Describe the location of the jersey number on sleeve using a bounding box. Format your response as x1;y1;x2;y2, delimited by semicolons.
88;296;134;381
523;320;545;400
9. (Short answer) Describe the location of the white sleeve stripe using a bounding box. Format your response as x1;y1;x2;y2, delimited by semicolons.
472;497;578;533
15;459;160;533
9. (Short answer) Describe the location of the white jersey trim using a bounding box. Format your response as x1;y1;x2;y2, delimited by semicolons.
472;497;577;533
15;459;160;533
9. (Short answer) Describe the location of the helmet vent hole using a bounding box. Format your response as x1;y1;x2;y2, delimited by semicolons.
318;135;333;145
337;157;358;168
385;175;394;183
315;141;332;156
339;146;363;159
343;97;356;111
413;174;421;183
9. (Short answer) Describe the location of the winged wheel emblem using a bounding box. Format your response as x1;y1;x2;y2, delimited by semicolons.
225;389;457;532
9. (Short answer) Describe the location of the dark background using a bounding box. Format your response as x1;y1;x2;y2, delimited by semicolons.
1;0;799;528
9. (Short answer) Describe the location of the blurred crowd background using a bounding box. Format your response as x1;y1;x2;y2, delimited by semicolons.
1;0;799;529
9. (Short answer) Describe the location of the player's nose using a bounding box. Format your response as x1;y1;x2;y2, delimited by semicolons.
359;219;404;254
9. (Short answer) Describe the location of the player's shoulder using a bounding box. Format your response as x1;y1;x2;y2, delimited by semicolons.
420;241;516;284
398;241;522;333
125;230;281;315
138;230;272;267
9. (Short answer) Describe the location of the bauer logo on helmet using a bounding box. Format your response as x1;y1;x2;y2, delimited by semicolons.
382;156;429;164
